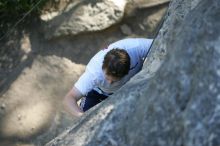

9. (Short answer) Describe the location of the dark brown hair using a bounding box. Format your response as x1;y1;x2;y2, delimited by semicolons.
102;48;130;78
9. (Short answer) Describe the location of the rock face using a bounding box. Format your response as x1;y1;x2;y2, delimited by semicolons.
46;0;220;145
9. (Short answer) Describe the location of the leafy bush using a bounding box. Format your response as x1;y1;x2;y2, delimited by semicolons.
0;0;47;16
0;0;48;39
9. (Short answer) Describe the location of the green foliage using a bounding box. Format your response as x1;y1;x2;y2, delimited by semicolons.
0;0;47;17
0;0;47;40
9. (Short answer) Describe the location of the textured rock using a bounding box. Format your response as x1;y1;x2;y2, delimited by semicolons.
43;0;171;40
44;0;127;39
134;0;170;9
125;0;170;16
45;0;220;145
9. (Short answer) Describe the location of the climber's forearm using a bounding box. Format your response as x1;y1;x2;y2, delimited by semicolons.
63;87;84;117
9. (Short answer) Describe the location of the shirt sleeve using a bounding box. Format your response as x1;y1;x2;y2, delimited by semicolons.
74;70;96;96
108;38;153;59
138;38;153;59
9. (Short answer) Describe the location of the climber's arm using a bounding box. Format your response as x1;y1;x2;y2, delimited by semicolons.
63;87;84;117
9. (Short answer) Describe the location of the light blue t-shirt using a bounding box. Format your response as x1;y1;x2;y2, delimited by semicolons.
74;38;153;95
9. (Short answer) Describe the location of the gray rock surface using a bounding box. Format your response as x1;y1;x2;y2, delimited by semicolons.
45;0;220;145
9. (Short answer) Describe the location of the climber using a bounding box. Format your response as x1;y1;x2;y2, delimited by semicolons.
63;38;153;117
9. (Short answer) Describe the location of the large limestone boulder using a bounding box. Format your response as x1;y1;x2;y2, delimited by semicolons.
45;0;220;145
44;0;127;39
43;0;170;40
0;55;85;145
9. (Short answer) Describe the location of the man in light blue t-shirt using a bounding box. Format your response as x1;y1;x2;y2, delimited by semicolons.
63;38;153;117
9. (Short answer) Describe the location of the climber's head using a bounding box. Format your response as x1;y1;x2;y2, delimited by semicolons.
102;48;130;84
